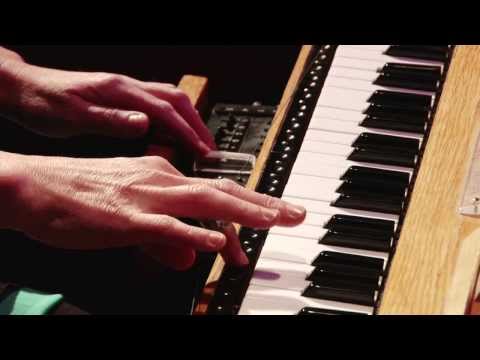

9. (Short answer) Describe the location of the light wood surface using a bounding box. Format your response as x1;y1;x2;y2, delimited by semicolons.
194;46;315;315
379;46;480;314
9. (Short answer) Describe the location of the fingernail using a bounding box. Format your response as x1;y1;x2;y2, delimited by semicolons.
128;112;147;123
207;232;226;249
262;208;279;223
287;205;306;220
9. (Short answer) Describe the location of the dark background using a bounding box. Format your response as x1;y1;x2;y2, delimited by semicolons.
0;46;301;314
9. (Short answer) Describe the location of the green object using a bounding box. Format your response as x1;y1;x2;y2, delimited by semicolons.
0;288;63;315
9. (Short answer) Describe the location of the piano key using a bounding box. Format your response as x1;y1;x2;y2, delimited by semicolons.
364;103;429;125
309;114;424;141
297;307;366;315
380;62;442;81
335;46;444;68
261;233;388;265
281;196;400;223
306;265;381;291
360;115;427;134
375;64;441;92
332;193;404;215
368;90;433;110
385;45;450;62
291;151;413;179
302;282;377;307
311;251;385;273
319;229;394;252
325;81;435;102
238;284;373;315
336;179;407;198
323;215;395;239
283;175;342;201
341;166;410;188
270;222;327;240
353;132;420;154
348;147;417;167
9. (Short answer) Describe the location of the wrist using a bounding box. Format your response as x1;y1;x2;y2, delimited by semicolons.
0;59;32;115
0;151;30;230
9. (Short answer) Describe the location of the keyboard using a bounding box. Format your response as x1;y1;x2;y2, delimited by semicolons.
203;45;454;315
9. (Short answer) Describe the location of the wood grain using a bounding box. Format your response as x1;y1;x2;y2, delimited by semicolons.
379;46;480;314
194;46;315;315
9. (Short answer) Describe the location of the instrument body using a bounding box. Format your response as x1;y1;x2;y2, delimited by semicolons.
196;45;480;315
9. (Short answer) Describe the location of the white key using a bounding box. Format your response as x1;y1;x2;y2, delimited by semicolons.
250;258;313;292
303;130;357;145
261;233;388;265
307;116;424;142
342;45;390;53
335;45;444;68
324;77;435;97
332;56;438;77
270;222;327;240
328;66;378;82
283;174;341;202
292;151;413;176
314;106;365;122
299;140;352;157
239;284;373;315
282;196;399;224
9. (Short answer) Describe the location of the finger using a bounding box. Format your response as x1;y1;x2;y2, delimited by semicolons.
133;214;227;252
140;83;216;149
180;178;306;227
73;98;150;138
105;86;211;156
219;223;249;267
142;185;281;229
140;244;197;271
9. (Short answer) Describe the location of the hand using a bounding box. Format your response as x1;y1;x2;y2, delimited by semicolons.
8;154;306;270
0;59;215;155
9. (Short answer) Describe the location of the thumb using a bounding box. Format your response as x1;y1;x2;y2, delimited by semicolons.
84;105;150;138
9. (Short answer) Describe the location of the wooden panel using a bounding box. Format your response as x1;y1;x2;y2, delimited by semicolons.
194;46;315;315
379;46;480;314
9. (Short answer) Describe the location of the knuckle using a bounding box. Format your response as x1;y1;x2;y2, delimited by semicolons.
186;184;213;202
157;101;175;115
216;178;238;193
171;89;190;104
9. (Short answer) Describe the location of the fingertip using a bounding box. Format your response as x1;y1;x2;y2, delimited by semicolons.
206;231;227;251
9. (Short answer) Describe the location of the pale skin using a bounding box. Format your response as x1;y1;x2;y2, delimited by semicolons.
0;47;306;271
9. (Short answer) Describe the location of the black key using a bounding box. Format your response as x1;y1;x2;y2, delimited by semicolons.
385;45;450;62
311;251;385;274
361;115;427;134
319;229;393;252
375;63;441;92
332;193;404;215
324;214;395;239
348;147;417;168
341;166;410;188
298;307;365;315
368;90;432;111
302;282;376;307
364;104;429;124
306;266;380;290
337;179;407;198
353;133;420;155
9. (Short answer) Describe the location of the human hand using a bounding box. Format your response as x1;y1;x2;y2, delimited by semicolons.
7;153;306;270
0;59;215;155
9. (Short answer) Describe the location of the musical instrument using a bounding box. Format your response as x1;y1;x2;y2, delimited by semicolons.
193;45;480;315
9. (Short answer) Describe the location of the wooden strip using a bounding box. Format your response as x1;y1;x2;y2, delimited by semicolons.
193;45;315;315
379;46;480;314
